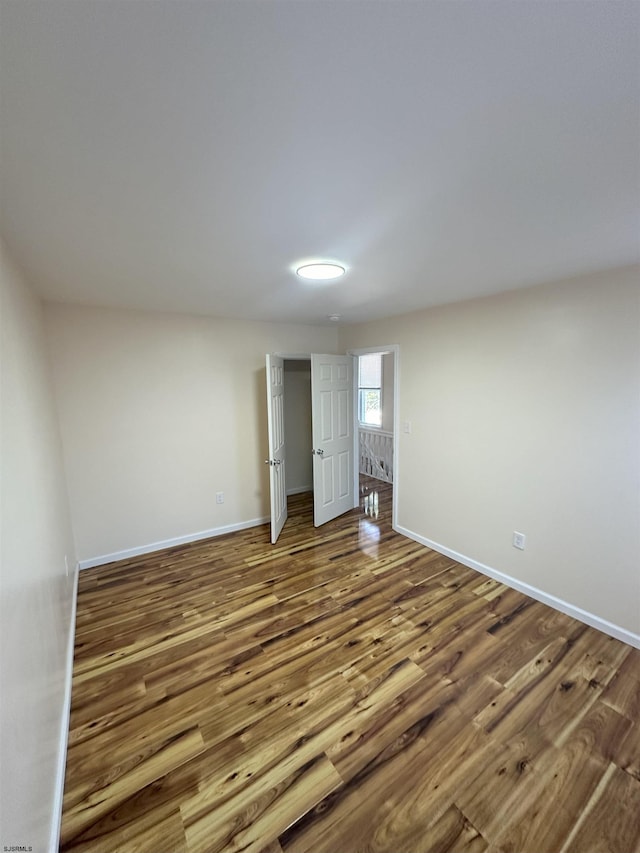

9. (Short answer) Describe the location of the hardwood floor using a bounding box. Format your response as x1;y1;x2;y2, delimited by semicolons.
61;478;640;853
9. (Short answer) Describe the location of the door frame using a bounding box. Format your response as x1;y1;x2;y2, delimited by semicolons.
347;344;400;532
272;346;400;533
274;352;312;506
265;353;287;543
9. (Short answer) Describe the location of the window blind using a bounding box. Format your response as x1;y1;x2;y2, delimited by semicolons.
358;353;382;388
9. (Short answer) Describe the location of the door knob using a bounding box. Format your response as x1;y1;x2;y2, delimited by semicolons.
314;448;324;456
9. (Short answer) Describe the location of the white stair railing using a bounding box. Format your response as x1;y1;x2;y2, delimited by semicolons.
359;428;393;483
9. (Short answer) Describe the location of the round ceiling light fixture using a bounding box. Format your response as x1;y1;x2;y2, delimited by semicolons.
296;262;346;281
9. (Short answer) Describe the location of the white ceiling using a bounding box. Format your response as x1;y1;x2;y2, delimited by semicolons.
1;1;638;325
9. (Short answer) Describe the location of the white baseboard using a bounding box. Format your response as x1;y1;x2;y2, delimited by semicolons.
286;484;313;496
395;524;640;650
78;516;270;570
49;563;79;852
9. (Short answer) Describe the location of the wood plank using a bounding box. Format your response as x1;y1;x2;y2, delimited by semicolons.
491;701;633;852
184;755;342;853
600;647;640;721
384;804;488;853
61;726;205;845
64;809;188;853
560;763;640;853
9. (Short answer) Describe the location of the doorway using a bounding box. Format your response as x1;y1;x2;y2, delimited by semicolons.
355;350;395;485
265;352;356;542
283;358;313;498
348;345;399;533
266;347;398;542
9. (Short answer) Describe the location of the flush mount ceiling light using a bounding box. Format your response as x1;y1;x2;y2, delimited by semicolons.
296;262;346;281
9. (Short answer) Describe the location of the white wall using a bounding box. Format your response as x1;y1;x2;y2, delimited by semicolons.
340;265;640;639
284;360;312;494
0;245;76;852
45;304;337;563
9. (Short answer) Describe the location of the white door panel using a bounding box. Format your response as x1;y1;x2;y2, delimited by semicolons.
337;388;349;436
265;354;287;543
311;354;355;527
338;450;350;497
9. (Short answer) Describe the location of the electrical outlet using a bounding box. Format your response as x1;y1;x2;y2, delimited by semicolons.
216;492;224;504
513;531;526;550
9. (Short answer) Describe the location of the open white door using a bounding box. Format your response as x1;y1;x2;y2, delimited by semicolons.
311;354;355;527
265;354;287;543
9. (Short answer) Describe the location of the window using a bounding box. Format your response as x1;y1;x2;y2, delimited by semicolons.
358;353;383;427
